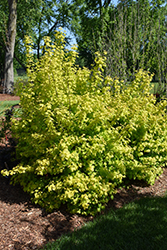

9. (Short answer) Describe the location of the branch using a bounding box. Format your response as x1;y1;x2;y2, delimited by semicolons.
103;0;112;8
47;19;59;36
14;53;26;70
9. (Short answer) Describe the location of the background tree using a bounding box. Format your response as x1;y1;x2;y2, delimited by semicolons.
0;0;79;93
72;0;167;90
0;0;17;93
0;0;166;93
70;0;114;68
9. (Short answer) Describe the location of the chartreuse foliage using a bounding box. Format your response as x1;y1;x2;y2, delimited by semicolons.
1;31;167;215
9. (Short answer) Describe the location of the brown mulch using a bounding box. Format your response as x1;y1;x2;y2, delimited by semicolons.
0;94;20;101
0;94;167;250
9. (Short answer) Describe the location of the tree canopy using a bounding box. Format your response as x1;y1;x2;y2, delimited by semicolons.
0;0;79;92
0;0;166;93
72;0;167;86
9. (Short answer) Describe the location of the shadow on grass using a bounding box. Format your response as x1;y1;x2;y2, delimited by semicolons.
43;195;167;250
0;100;20;115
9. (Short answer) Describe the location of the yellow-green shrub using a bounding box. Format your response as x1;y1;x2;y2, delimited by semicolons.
1;31;167;215
109;72;167;184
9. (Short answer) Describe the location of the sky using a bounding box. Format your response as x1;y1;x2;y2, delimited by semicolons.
65;0;119;48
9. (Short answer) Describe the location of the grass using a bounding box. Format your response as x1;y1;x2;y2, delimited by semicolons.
14;73;28;82
41;193;167;250
151;81;166;95
0;100;20;117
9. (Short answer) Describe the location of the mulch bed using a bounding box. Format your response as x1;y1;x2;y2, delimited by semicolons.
0;94;167;250
0;94;20;102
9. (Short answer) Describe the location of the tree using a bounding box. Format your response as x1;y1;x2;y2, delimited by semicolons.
70;0;114;68
0;0;79;94
0;38;5;80
0;0;17;93
72;0;167;86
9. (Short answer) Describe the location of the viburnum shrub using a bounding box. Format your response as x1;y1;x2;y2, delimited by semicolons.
1;31;167;215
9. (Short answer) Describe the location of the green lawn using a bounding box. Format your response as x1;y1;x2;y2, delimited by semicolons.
0;100;20;117
42;193;167;250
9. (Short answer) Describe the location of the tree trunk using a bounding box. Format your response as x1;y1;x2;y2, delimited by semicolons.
3;0;17;94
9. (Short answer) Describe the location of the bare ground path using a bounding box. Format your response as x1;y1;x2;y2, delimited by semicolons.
0;94;167;250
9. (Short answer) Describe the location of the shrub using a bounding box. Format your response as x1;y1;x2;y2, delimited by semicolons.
13;77;28;96
1;31;167;215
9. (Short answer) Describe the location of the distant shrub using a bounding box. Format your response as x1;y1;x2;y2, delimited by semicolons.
1;31;167;215
13;77;28;96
